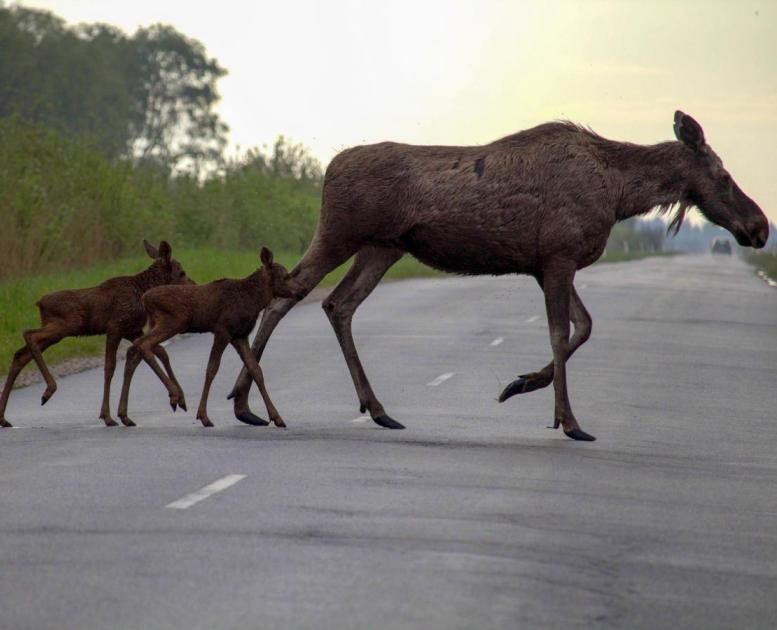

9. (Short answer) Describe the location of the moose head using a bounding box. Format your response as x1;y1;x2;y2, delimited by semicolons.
674;111;768;248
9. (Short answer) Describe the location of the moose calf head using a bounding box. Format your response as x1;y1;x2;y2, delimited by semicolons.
260;247;306;300
143;239;195;286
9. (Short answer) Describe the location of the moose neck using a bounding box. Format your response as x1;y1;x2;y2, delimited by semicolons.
133;266;163;294
610;141;692;222
243;269;273;305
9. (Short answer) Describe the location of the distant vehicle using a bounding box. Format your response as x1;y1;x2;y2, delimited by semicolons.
711;238;732;255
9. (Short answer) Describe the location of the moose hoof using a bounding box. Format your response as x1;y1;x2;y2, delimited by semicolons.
272;417;287;428
373;415;405;430
564;428;596;442
0;418;12;428
499;375;549;402
120;417;136;427
102;417;119;427
198;418;214;428
178;398;188;413
235;411;270;427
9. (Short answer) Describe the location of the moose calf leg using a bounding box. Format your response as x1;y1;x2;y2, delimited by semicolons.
0;345;38;427
99;334;121;426
153;345;187;412
543;264;595;442
23;327;63;406
196;335;229;427
133;331;182;410
231;337;285;427
117;346;144;426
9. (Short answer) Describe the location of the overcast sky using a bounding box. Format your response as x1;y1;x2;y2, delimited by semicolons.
23;0;777;222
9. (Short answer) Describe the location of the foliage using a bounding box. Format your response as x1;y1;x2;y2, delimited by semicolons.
0;117;321;278
606;218;666;255
745;251;777;283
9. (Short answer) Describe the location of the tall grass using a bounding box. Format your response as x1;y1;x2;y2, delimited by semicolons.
0;117;321;279
745;251;777;282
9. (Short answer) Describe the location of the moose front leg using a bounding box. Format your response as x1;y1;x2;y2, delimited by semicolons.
499;284;592;401
540;263;595;441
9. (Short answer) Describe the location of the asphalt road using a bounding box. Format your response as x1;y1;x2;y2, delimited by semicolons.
1;254;776;629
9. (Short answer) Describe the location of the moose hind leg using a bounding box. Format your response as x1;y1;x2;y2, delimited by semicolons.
99;334;121;426
196;334;229;427
322;246;404;429
499;284;592;402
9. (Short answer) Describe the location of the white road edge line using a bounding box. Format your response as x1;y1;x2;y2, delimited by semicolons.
351;416;371;423
427;372;455;387
490;337;504;347
524;315;540;324
166;474;247;510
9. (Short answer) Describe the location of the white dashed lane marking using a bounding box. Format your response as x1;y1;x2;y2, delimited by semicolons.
427;372;455;387
490;337;504;347
524;315;540;324
166;474;247;510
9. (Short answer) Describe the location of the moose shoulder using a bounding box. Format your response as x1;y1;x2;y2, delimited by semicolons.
228;111;769;441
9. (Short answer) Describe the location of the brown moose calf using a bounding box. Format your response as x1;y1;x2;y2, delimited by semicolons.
117;247;305;428
0;240;193;428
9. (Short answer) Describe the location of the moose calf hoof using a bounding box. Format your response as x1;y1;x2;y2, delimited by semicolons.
235;411;270;427
198;418;214;428
272;417;287;428
563;428;596;442
498;374;550;402
373;415;405;430
101;417;119;427
0;418;12;428
41;388;56;406
120;417;137;427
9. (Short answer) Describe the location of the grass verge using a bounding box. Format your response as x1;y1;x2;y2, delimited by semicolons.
0;247;439;377
745;251;777;282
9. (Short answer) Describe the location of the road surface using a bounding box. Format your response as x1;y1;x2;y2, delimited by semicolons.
1;254;776;629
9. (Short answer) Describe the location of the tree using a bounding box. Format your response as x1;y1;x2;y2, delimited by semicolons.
127;24;229;174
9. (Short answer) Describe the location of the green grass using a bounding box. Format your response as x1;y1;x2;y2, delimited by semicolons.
0;247;439;377
745;251;777;282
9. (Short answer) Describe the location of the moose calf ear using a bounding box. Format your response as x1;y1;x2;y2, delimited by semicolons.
673;110;706;152
260;247;273;266
158;240;172;262
143;239;159;259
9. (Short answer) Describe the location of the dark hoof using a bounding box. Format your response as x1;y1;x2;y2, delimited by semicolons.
373;415;405;430
103;418;119;427
272;418;287;428
199;419;214;428
170;402;177;412
120;418;136;427
178;399;188;412
226;390;235;401
359;404;367;413
0;419;12;428
235;411;270;427
499;376;548;402
564;428;596;442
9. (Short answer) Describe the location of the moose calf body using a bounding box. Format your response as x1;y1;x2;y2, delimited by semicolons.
0;240;192;428
117;248;304;427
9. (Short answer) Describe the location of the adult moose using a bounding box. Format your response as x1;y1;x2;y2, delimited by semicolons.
228;111;769;441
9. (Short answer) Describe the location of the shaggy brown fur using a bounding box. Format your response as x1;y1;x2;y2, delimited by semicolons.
117;248;305;428
0;240;193;428
227;111;768;441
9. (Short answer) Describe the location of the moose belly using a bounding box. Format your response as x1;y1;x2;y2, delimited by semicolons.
398;222;537;276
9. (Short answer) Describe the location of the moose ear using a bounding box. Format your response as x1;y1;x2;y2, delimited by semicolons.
260;247;273;267
158;240;172;263
143;239;159;259
673;110;706;152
